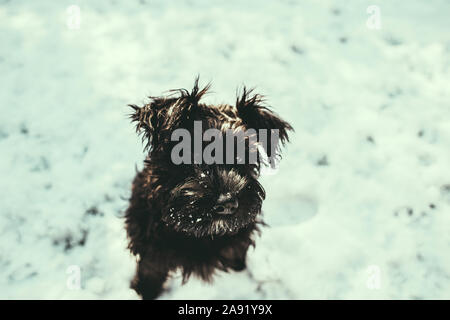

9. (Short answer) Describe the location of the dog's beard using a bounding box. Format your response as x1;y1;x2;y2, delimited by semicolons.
162;177;265;238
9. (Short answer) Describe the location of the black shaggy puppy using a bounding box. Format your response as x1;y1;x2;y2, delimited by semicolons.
125;78;292;299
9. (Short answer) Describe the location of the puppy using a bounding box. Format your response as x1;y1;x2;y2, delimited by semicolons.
125;78;292;299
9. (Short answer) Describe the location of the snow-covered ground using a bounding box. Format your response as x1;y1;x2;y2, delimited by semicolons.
1;0;450;299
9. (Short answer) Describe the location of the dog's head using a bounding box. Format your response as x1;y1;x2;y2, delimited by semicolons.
130;78;293;238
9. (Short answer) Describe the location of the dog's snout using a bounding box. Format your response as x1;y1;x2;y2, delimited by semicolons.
215;193;238;215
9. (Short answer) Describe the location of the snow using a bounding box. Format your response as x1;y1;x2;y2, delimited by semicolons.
1;0;450;299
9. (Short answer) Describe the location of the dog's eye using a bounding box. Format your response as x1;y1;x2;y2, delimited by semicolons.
250;166;260;178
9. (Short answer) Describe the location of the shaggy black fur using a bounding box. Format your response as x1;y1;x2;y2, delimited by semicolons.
125;78;292;299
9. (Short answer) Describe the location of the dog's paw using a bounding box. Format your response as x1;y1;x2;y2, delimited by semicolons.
131;273;166;300
229;259;247;272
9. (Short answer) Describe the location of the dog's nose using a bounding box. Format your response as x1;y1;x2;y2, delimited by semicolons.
215;194;239;215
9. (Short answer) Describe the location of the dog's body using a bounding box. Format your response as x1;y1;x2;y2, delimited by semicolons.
125;79;292;299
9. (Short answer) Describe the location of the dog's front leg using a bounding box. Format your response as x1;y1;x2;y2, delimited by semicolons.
220;242;251;272
131;255;169;300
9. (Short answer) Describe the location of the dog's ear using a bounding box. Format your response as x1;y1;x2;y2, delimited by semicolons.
236;87;293;165
129;77;210;151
